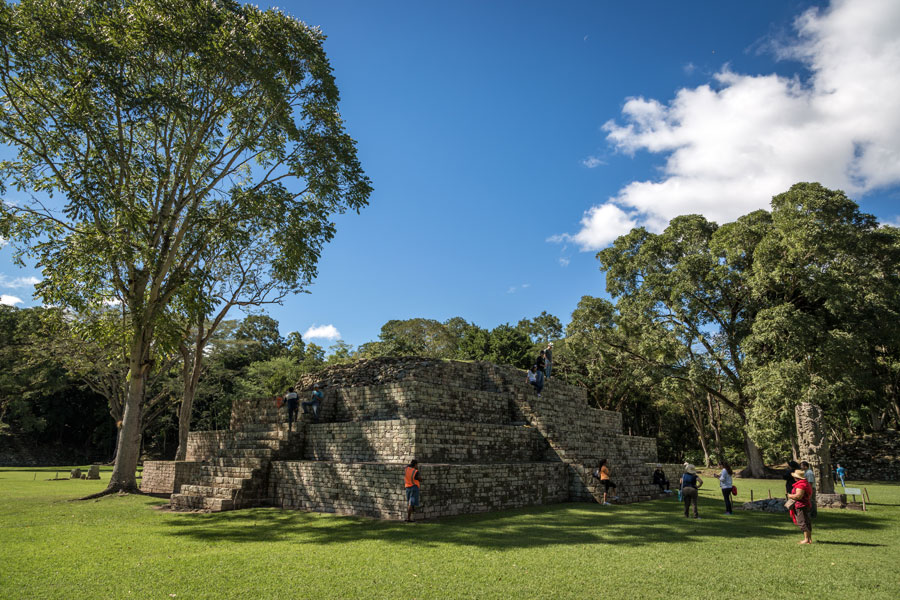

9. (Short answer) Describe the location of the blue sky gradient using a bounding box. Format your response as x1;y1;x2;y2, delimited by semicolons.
2;0;899;350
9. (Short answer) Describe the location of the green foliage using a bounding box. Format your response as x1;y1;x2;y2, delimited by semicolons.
234;356;307;399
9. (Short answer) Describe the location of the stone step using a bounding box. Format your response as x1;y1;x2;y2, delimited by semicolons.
180;484;242;498
190;475;252;489
171;493;235;512
222;439;285;450
211;448;274;459
198;465;259;478
205;457;268;468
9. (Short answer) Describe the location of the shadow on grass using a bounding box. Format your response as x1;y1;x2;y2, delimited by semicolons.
160;497;890;550
814;540;885;547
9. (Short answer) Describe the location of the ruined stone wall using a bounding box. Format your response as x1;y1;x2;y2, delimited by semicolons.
140;460;201;494
268;461;569;520
303;419;549;464
832;429;900;481
325;381;511;424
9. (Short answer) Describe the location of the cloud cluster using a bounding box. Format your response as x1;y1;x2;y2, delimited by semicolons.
0;274;40;288
303;324;341;341
564;0;900;250
1;294;23;306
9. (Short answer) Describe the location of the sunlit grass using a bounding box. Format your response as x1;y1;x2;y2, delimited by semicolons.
1;466;898;599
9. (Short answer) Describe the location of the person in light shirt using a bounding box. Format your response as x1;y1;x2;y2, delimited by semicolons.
717;462;734;515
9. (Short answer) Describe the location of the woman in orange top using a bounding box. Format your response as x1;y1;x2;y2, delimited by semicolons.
592;458;618;505
404;459;421;523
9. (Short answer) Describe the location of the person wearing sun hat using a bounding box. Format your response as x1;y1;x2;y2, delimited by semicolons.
787;469;813;544
679;464;703;518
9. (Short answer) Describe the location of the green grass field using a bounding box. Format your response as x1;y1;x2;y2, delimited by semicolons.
1;466;898;599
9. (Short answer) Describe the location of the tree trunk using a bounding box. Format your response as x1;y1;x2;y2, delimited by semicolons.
174;339;204;461
102;331;151;494
790;428;801;462
707;393;724;463
739;429;767;478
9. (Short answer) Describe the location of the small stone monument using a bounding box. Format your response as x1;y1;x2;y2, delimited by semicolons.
86;464;101;480
69;468;82;479
795;402;845;508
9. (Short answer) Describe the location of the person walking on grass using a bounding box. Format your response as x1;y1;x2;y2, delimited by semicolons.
404;459;421;523
836;463;846;487
718;462;734;515
788;469;813;544
592;458;618;505
680;464;703;519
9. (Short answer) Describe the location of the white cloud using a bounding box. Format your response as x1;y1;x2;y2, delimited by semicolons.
581;156;606;168
303;324;341;341
506;283;531;294
0;274;41;288
559;257;570;267
563;0;900;250
1;294;23;306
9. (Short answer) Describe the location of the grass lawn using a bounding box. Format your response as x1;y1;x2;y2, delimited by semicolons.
1;466;898;599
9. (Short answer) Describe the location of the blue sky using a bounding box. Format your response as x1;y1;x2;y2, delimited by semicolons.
2;0;899;350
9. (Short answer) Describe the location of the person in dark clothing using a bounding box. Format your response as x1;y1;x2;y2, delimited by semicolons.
544;343;553;379
285;387;300;431
783;460;801;496
652;465;672;494
535;350;546;372
680;464;703;518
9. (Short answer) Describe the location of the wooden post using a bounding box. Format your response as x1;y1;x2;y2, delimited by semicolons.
864;487;870;503
768;489;772;499
751;489;754;502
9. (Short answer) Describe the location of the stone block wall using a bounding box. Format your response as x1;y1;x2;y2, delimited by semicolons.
302;419;550;464
325;381;511;424
185;431;229;462
832;429;900;481
268;461;569;520
141;460;201;494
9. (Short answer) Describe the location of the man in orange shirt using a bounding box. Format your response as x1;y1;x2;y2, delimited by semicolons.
404;459;421;523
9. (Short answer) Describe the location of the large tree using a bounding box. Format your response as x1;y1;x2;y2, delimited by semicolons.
0;0;371;492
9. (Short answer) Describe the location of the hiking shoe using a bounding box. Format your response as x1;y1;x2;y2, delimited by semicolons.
602;502;612;506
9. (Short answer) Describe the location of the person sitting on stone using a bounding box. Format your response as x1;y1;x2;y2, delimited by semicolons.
525;365;543;397
652;465;672;494
302;384;323;423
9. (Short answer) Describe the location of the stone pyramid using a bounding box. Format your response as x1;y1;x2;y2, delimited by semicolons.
142;358;676;518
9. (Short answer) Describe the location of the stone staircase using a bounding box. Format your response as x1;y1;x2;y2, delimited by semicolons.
480;364;667;504
170;401;303;512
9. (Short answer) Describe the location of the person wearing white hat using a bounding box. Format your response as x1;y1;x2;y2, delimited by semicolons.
679;464;703;518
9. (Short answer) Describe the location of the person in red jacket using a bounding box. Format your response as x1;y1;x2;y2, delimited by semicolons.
404;459;421;523
788;469;813;544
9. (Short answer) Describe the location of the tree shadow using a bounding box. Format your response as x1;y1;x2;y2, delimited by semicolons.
161;496;890;550
814;541;885;547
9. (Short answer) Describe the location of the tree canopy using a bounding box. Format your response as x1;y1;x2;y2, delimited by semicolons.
0;0;371;492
